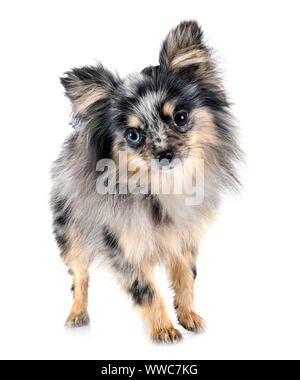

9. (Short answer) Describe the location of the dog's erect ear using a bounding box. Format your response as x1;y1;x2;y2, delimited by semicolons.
60;64;119;118
159;21;212;82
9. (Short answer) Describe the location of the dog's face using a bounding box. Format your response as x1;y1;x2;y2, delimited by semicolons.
61;21;237;189
110;67;221;172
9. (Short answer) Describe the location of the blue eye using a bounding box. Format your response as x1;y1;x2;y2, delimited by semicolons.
126;129;141;145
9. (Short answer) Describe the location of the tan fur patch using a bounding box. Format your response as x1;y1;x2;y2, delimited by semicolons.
138;269;181;343
168;253;195;310
126;152;148;178
187;107;221;162
127;114;143;129
70;85;108;117
177;310;205;332
170;48;209;70
162;101;176;117
167;253;205;332
118;223;155;265
64;226;90;327
185;107;224;185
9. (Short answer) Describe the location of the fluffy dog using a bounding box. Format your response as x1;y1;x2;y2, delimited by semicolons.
50;20;240;343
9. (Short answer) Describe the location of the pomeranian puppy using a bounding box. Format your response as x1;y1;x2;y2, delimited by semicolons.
51;20;240;343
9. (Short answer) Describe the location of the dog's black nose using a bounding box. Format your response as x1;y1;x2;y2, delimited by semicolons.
155;150;174;165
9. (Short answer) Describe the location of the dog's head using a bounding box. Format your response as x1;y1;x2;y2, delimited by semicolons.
61;21;239;191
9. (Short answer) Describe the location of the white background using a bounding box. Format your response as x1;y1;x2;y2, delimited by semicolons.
0;0;299;360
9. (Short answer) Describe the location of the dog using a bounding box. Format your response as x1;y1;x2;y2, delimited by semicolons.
50;20;240;343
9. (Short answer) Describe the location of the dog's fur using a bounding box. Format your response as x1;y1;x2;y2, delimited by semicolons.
50;21;240;342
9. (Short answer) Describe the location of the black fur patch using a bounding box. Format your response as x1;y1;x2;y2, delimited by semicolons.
52;197;71;255
103;226;119;250
129;279;154;305
54;232;68;251
52;197;66;215
54;214;68;226
192;266;197;280
151;196;163;224
89;113;114;162
141;65;160;77
102;226;135;274
150;196;171;225
52;198;71;225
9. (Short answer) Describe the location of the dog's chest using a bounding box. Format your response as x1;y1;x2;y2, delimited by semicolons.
115;195;203;265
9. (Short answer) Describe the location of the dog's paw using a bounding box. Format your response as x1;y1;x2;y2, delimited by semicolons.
65;312;90;328
178;310;205;332
151;327;182;343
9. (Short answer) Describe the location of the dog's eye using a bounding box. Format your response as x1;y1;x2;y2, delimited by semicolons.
126;129;141;145
174;111;188;127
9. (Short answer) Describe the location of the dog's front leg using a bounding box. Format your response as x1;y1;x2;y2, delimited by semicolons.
128;265;182;343
65;261;90;328
167;252;205;332
103;227;181;343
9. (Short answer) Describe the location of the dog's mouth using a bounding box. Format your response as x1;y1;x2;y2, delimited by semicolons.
151;156;184;171
157;158;174;169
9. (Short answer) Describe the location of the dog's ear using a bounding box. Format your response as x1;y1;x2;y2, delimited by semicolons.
159;21;213;83
60;64;119;118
